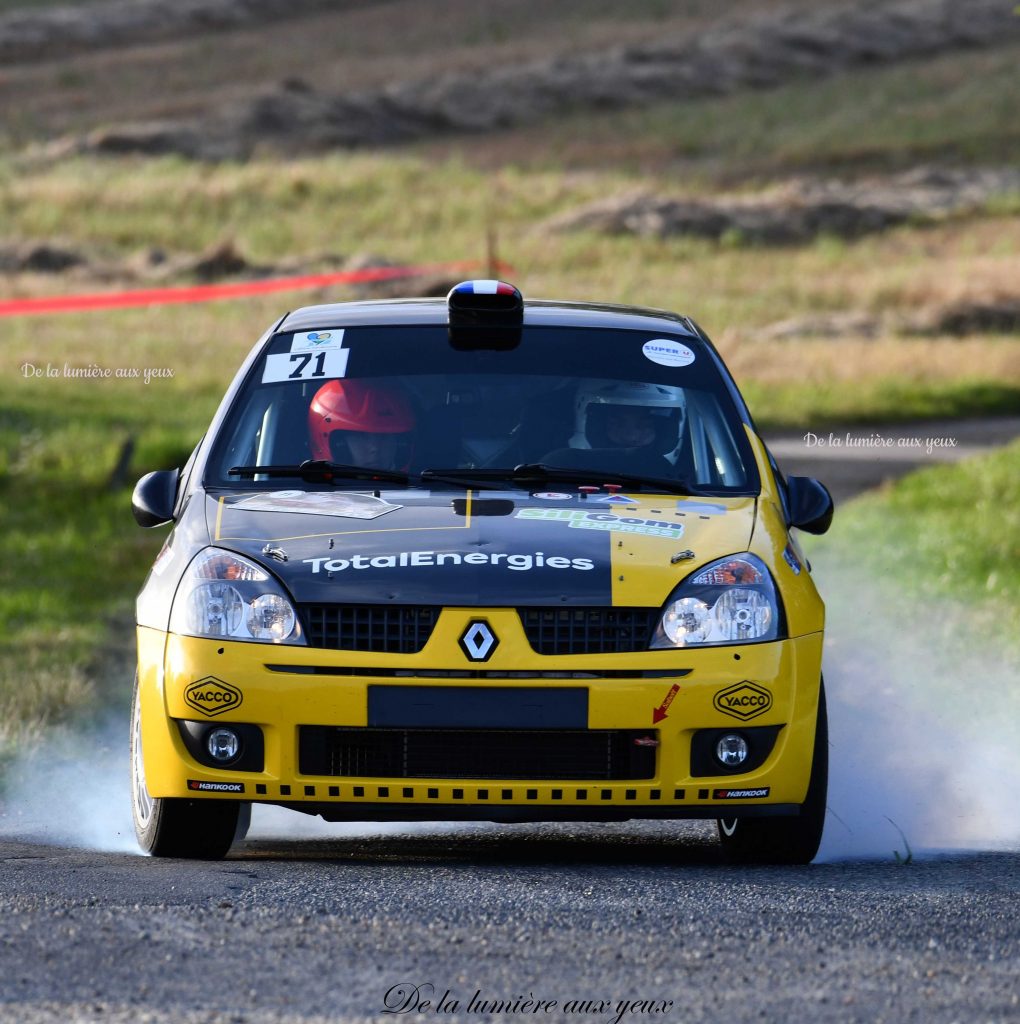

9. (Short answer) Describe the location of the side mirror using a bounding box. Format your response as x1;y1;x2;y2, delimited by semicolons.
131;469;179;527
787;476;834;535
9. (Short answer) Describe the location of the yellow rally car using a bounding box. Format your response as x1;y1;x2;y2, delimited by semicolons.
130;281;833;862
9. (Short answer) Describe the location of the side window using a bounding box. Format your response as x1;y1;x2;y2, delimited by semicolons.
683;391;748;487
213;391;274;475
176;435;205;510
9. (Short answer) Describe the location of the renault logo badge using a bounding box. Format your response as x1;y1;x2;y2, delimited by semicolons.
460;620;498;662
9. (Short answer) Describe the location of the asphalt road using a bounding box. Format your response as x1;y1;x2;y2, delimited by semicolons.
764;416;1020;504
0;417;1018;1024
1;828;1018;1024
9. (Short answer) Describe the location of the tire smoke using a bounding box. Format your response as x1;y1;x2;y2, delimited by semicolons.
813;548;1020;861
0;715;137;853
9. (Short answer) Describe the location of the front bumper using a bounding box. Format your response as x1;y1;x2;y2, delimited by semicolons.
137;610;823;820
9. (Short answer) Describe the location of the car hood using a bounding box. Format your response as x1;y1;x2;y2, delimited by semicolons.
205;488;756;607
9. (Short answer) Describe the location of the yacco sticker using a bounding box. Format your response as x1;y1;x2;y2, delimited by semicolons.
713;787;769;799
713;681;773;721
302;551;595;573
263;337;349;383
517;507;684;540
188;780;245;793
291;330;345;353
185;677;243;717
231;490;401;520
532;492;574;501
642;338;696;368
675;499;726;516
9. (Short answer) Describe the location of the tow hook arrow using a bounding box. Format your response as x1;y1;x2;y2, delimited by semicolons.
652;683;680;724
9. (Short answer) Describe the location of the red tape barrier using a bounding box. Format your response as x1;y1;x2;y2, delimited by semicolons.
0;259;511;317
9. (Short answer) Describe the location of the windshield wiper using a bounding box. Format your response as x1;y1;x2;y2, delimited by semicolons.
228;460;409;485
513;463;706;495
420;464;706;496
418;467;524;490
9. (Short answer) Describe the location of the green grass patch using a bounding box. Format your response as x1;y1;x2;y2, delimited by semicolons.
806;440;1020;707
821;439;1020;618
741;379;1020;431
0;372;216;769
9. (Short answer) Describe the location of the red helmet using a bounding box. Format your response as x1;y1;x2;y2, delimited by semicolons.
308;379;415;463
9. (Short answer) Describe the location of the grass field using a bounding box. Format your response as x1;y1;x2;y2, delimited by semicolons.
809;440;1020;643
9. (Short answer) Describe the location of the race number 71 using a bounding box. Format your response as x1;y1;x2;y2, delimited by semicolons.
262;345;350;383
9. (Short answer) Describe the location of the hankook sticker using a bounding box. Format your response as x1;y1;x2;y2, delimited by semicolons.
714;787;769;799
231;491;401;519
642;338;696;368
188;781;245;793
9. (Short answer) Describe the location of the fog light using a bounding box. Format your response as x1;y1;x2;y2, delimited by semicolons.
206;727;241;763
715;733;749;767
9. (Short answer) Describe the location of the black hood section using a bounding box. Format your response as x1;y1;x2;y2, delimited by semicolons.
206;489;614;606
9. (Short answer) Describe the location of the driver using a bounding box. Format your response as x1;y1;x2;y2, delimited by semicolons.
308;379;415;471
570;380;682;456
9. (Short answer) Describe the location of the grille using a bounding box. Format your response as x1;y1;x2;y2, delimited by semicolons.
299;605;439;653
299;727;656;780
520;607;658;655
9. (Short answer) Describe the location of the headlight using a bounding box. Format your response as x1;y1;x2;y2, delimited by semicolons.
170;547;305;645
650;553;781;648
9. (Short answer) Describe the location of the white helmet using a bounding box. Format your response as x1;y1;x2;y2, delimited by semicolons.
570;380;684;452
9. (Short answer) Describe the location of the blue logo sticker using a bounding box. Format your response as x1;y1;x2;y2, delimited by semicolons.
675;500;726;516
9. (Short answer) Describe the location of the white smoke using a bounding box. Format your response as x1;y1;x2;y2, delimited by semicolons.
0;715;138;853
814;547;1020;861
0;712;483;852
246;803;484;841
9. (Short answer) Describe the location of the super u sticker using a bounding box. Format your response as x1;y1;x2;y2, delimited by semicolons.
642;338;695;367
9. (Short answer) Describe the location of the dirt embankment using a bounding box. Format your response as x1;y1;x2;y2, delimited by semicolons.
0;238;461;298
0;0;373;63
547;167;1020;244
41;0;1020;161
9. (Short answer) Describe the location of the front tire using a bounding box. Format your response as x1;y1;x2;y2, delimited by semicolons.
717;682;828;865
131;675;240;859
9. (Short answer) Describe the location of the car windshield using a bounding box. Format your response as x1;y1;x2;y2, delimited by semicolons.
204;324;758;495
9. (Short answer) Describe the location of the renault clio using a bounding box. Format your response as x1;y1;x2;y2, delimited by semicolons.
131;281;833;862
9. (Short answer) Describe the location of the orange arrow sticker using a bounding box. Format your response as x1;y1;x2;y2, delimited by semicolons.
652;683;680;724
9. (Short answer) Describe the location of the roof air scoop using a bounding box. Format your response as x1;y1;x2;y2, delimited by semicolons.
447;280;523;350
